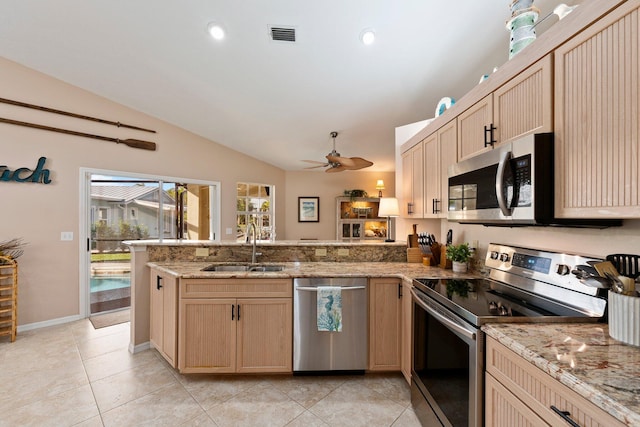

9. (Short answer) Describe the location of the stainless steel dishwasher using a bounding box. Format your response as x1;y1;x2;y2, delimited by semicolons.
293;277;368;373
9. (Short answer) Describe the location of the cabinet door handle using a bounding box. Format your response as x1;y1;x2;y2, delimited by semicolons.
156;275;163;290
237;305;241;320
432;198;441;214
484;124;496;147
231;304;235;320
407;202;414;214
398;283;403;299
550;406;580;427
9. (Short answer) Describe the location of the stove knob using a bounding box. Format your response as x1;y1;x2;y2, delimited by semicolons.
488;301;498;311
490;251;500;260
499;253;510;262
498;305;509;316
556;264;571;275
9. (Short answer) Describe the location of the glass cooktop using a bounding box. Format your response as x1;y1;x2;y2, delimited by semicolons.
412;277;595;327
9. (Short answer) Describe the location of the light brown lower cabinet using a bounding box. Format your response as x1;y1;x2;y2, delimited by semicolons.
177;278;292;374
400;279;412;383
149;269;178;366
369;277;402;371
485;336;624;427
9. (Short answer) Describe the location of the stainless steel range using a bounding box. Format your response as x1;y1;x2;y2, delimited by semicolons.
411;243;608;427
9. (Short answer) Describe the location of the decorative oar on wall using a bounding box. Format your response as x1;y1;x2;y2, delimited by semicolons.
0;117;156;151
0;97;155;133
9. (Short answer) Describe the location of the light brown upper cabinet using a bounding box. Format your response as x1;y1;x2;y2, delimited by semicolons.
457;55;553;162
554;1;640;218
424;120;457;217
401;143;424;217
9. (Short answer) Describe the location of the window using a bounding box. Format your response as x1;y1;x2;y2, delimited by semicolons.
98;207;108;226
236;182;274;242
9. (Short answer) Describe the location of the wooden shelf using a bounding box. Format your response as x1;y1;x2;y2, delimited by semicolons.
0;256;18;342
336;197;389;241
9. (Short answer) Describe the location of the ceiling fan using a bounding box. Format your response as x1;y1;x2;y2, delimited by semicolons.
303;131;373;172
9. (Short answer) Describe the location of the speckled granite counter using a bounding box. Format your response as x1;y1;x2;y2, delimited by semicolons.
146;261;474;282
483;323;640;426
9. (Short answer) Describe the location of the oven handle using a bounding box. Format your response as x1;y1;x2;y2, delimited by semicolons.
496;149;513;217
411;288;476;341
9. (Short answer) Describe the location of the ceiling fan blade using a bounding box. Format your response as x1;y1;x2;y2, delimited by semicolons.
302;159;328;165
343;157;373;170
325;164;347;173
327;154;355;167
304;164;329;169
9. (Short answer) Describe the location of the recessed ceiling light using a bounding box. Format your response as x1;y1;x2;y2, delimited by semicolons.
207;22;225;40
360;29;375;45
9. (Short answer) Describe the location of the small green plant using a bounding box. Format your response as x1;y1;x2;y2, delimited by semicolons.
446;243;472;263
343;189;368;202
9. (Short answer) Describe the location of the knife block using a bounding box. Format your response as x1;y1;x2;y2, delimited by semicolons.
407;248;422;263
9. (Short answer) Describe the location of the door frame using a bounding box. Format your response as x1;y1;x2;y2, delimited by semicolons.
79;167;221;318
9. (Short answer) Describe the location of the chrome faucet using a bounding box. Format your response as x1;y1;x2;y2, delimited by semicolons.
246;223;262;264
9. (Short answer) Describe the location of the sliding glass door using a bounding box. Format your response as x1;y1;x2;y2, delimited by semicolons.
82;170;219;316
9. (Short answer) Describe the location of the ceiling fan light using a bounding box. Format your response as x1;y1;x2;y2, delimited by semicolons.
207;22;226;40
360;29;375;45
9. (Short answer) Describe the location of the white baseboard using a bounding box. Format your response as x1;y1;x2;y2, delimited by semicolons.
17;314;83;332
129;341;150;354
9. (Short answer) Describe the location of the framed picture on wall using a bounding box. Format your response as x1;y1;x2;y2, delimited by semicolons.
298;197;319;222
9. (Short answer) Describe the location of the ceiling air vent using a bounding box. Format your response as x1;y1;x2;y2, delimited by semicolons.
269;26;296;42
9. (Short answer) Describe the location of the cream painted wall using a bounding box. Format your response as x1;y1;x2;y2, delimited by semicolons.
285;171;396;240
397;216;640;261
0;57;288;326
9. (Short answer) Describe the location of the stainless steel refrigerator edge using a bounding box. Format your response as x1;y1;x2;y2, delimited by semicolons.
293;277;368;373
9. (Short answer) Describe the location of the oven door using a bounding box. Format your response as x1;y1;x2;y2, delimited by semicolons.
411;287;483;427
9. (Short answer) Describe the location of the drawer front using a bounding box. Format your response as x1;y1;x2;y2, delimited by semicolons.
180;278;292;298
486;337;625;427
485;373;548;427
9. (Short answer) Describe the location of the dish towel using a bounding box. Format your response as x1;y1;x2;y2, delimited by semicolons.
317;286;342;332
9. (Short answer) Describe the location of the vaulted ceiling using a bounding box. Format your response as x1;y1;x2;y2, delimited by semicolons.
0;0;572;171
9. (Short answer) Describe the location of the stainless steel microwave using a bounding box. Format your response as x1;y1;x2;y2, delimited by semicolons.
447;133;620;227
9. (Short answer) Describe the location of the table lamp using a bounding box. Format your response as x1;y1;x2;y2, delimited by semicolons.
378;197;399;242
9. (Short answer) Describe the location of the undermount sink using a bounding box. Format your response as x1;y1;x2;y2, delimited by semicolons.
201;264;285;272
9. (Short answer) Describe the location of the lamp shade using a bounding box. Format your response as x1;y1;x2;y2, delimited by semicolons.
378;197;400;217
375;180;385;190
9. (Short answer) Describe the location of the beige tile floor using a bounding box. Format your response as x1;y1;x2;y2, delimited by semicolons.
0;320;423;427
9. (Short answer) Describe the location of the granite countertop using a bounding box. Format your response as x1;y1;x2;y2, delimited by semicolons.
483;323;640;426
128;239;408;247
147;261;476;281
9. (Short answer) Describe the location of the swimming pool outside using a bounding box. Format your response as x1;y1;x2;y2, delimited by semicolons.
90;275;130;292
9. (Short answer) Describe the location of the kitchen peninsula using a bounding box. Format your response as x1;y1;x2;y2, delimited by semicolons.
126;239;452;355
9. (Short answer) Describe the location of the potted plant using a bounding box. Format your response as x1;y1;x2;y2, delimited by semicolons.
446;243;471;273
